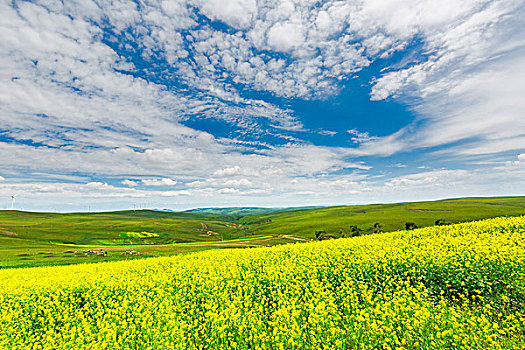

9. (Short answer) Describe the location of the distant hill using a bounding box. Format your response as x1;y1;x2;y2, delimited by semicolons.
185;206;322;216
240;196;525;237
1;196;524;269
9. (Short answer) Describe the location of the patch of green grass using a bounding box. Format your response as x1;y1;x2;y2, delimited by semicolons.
241;196;525;239
120;231;160;238
0;210;242;246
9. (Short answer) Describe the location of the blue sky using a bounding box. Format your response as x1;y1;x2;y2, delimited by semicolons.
1;0;524;211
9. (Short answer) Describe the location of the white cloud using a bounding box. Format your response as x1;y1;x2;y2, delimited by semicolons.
85;182;110;189
506;153;525;167
217;187;240;194
141;178;178;186
222;178;253;187
364;0;525;158
385;169;470;188
213;166;245;177
196;0;257;29
318;130;337;136
121;180;138;187
267;22;305;52
347;129;379;144
159;190;191;197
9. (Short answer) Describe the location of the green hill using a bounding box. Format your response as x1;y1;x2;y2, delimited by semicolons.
241;196;525;238
0;210;241;246
0;196;524;268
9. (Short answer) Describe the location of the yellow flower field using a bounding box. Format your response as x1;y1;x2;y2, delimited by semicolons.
1;216;524;349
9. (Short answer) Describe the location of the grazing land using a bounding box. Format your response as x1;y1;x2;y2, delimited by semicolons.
0;196;524;268
1;216;524;349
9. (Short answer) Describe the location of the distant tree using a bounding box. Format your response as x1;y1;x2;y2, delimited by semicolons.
350;225;363;237
405;222;418;230
371;222;383;234
435;219;449;226
315;230;326;240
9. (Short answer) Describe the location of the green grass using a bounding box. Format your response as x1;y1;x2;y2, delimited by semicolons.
0;210;243;246
1;196;524;269
241;196;525;238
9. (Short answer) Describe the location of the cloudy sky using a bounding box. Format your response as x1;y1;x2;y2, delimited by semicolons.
1;0;524;211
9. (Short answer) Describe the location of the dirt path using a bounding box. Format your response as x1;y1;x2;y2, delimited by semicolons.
94;242;260;250
278;235;310;241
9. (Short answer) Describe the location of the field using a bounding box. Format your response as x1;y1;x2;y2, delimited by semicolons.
1;196;525;268
242;196;525;236
1;216;524;349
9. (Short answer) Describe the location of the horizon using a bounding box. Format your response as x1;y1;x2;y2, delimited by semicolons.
2;195;524;214
1;1;524;212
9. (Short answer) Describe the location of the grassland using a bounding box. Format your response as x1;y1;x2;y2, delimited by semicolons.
1;216;524;349
0;196;524;268
241;196;525;237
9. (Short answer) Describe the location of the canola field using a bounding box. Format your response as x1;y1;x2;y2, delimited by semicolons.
1;216;524;349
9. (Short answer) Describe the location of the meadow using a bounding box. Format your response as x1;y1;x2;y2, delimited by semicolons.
0;216;524;349
0;196;524;268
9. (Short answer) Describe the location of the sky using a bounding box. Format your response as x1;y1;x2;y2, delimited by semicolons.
1;0;524;212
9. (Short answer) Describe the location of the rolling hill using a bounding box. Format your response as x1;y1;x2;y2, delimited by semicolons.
0;196;524;268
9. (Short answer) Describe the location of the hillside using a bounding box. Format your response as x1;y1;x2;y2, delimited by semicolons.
0;210;248;268
0;196;524;268
0;210;241;246
241;196;525;238
1;216;524;349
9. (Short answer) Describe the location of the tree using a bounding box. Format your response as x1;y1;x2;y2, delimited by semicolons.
435;219;449;226
405;222;418;230
350;225;363;237
371;222;383;234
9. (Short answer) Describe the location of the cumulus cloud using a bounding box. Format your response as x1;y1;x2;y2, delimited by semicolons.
196;0;257;29
213;166;246;177
141;178;178;186
217;188;240;194
121;180;138;187
267;22;305;52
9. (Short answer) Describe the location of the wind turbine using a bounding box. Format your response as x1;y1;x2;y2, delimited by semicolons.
10;195;17;210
